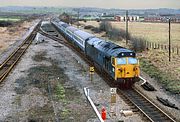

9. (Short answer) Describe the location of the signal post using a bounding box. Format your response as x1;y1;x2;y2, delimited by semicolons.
89;66;94;81
110;88;117;117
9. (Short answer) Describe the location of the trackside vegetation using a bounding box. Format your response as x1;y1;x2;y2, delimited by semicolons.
140;58;180;94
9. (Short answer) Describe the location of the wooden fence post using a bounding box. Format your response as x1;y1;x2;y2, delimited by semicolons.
158;44;160;49
161;45;163;50
177;47;179;55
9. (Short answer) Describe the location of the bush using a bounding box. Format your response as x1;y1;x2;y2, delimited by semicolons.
0;21;13;27
91;27;101;33
108;28;128;41
130;37;147;52
98;21;147;52
84;25;94;29
99;21;112;32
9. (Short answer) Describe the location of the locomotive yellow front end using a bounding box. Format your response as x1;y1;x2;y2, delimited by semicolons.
112;57;140;82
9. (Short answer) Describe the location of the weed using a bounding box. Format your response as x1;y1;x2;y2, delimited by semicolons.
61;109;70;117
56;83;65;100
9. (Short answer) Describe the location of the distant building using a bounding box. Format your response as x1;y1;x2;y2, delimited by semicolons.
144;15;180;23
115;15;140;22
101;13;107;16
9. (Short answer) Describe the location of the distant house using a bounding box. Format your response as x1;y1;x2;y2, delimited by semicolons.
143;15;180;23
115;15;140;22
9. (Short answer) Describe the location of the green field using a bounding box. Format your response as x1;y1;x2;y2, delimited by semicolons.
0;17;22;22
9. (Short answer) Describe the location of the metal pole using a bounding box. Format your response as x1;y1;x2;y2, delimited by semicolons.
78;10;80;28
169;19;171;62
126;10;128;45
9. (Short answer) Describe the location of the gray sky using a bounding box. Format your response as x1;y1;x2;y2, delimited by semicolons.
0;0;179;9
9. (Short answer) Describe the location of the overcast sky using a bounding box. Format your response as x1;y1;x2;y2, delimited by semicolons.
0;0;179;9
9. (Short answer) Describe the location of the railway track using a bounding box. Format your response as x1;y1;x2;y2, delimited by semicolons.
41;22;177;122
118;88;176;122
0;21;41;83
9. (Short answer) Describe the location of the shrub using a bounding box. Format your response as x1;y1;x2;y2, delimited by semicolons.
130;37;147;52
0;21;13;27
99;21;112;32
84;25;94;29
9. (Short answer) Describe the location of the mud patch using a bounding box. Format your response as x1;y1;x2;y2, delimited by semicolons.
32;51;47;62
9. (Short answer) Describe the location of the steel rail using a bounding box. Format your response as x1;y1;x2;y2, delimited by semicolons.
0;21;41;83
42;22;177;122
118;88;176;122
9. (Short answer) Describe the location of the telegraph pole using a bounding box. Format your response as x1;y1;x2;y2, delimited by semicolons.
126;10;129;45
169;18;171;62
78;10;80;28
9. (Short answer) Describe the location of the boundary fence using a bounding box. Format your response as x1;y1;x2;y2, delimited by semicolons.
133;39;179;55
145;41;179;55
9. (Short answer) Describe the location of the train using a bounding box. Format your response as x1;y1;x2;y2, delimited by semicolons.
51;18;140;87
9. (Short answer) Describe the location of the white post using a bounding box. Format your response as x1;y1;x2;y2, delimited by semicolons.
84;87;104;122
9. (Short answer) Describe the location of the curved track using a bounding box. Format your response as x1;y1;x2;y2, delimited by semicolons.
118;88;176;122
0;21;41;83
41;22;177;122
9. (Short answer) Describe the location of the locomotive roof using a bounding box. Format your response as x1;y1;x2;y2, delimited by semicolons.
87;38;135;58
66;26;78;33
58;21;65;25
74;30;95;41
61;23;69;28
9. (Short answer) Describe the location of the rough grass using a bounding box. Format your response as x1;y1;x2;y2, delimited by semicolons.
111;22;180;46
98;21;146;52
81;21;180;47
140;58;180;94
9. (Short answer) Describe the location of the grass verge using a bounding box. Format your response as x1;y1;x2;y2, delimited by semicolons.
140;58;180;94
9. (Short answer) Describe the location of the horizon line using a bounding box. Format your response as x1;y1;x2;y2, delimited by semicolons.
0;6;180;10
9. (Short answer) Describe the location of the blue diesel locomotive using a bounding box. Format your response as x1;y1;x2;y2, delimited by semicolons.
51;18;140;87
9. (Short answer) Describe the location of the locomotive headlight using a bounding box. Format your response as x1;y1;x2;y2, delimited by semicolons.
133;66;138;71
121;53;124;56
119;68;123;72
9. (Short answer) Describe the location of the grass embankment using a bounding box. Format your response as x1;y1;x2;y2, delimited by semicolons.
140;58;180;94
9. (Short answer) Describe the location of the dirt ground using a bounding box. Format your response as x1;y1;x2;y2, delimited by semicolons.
0;21;33;54
0;31;145;121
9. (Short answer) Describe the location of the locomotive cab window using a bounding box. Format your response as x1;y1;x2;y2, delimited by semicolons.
117;58;126;65
111;57;115;65
128;57;138;64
